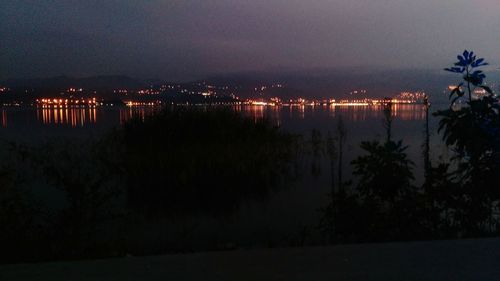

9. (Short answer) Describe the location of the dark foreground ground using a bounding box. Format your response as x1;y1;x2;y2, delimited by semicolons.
1;238;499;281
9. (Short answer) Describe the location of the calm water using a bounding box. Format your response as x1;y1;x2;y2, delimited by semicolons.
0;106;159;140
0;104;450;247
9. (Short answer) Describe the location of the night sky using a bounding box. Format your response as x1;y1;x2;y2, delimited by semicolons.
1;0;499;81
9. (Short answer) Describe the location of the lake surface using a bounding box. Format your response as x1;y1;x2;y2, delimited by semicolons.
0;104;451;248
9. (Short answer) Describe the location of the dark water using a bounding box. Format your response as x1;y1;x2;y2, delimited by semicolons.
0;104;450;248
0;106;159;140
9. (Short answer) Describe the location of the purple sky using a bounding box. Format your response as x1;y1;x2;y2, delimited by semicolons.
1;0;499;81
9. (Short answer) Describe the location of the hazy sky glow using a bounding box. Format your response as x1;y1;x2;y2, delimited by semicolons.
1;0;499;81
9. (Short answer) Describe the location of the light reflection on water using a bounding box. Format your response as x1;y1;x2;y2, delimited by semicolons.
37;106;97;127
118;106;160;125
236;104;427;126
0;106;160;128
0;104;428;128
1;110;7;128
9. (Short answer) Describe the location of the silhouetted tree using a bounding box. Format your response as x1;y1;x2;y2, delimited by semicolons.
310;129;323;177
423;95;431;179
326;131;337;195
321;116;348;242
434;50;500;235
336;116;347;192
320;105;431;242
25;139;123;258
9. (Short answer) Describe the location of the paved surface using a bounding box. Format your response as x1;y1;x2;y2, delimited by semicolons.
1;238;500;281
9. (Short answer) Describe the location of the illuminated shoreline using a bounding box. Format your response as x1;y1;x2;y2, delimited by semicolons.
4;97;428;108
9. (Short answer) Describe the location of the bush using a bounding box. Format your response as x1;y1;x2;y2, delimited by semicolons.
118;107;297;216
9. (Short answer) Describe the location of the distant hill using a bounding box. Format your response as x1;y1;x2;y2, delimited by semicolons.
2;75;146;91
2;69;499;104
204;68;500;104
204;68;460;103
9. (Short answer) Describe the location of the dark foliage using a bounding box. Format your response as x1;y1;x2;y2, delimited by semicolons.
119;107;297;216
320;104;433;243
434;50;500;235
0;107;298;263
320;51;500;242
0;165;40;263
352;140;414;202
